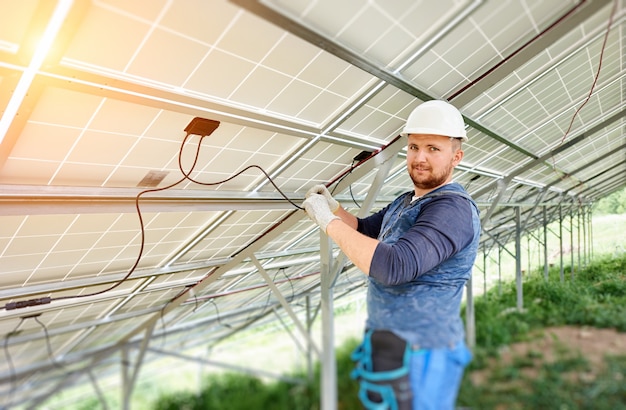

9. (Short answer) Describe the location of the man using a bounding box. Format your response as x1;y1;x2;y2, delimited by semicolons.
303;100;481;409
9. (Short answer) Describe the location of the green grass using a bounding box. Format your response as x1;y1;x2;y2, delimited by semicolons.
151;339;361;410
143;255;626;410
458;254;626;409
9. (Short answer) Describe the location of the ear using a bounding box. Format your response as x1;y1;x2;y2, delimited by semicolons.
452;149;464;166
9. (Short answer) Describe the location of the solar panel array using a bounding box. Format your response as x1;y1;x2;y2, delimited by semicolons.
0;0;624;407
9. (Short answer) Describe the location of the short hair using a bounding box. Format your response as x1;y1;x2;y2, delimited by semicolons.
450;137;462;151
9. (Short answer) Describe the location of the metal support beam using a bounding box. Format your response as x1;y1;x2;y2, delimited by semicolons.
147;347;305;384
559;205;565;282
473;108;626;202
520;189;547;234
582;206;588;268
250;255;321;357
482;248;488;296
465;276;475;349
543;206;549;280
231;0;544;160
587;206;593;259
0;185;307;215
515;207;523;310
569;208;574;279
271;307;309;356
498;247;503;295
481;178;511;226
121;347;130;410
22;369;84;410
122;322;155;409
319;231;336;410
447;0;612;106
577;207;582;275
87;370;110;410
305;296;314;383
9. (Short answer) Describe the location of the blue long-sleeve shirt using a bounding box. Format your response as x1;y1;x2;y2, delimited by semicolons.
357;182;481;348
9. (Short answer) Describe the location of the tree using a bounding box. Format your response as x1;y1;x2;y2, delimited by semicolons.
593;187;626;215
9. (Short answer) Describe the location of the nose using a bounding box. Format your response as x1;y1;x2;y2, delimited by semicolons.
412;148;427;162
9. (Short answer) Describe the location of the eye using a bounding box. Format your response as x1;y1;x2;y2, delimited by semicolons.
429;146;440;152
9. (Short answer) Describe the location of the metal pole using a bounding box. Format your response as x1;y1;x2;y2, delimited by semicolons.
515;207;523;310
582;206;588;267
483;248;487;296
465;275;475;349
88;370;110;410
570;207;575;279
526;235;530;278
498;247;502;296
306;296;313;383
588;205;593;260
320;231;337;410
543;206;549;280
121;347;130;410
559;205;564;282
577;207;582;275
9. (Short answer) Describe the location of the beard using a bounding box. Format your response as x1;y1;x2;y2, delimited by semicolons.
408;161;455;190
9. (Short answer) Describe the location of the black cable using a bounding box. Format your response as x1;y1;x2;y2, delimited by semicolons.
156;284;192;349
208;298;231;329
280;268;295;302
182;163;304;211
190;288;199;313
348;183;361;209
45;132;203;303
331;159;361;208
243;267;286;324
258;269;283;317
3;317;24;408
33;315;62;369
2;131;304;310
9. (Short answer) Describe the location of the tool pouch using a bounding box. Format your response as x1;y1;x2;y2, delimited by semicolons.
351;329;413;410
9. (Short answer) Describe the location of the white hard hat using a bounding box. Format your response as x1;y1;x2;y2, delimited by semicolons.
400;100;468;142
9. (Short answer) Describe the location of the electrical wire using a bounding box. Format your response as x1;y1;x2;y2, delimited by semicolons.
331;159;363;208
33;315;62;369
3;317;23;408
557;0;617;148
242;267;295;326
208;298;231;329
0;124;381;398
2;314;62;408
551;0;617;178
280;268;295;302
2;130;304;310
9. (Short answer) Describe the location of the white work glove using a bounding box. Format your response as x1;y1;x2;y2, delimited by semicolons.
303;194;340;233
305;184;339;213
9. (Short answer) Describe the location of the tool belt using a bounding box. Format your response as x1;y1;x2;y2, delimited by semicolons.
351;329;413;410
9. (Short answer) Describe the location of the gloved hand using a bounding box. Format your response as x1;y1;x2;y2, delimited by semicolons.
303;194;340;233
306;184;339;213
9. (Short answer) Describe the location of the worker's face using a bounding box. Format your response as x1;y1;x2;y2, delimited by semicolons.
406;134;464;191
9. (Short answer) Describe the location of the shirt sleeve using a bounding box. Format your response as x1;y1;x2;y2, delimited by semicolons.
368;195;475;285
356;204;389;238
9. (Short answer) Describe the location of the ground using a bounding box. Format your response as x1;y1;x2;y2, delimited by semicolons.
470;325;626;385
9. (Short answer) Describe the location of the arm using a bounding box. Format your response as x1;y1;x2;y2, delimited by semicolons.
325;218;379;274
303;185;388;275
302;191;380;275
368;196;475;285
333;205;358;229
305;184;359;229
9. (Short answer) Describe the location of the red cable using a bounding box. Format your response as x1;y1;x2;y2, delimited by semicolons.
558;0;618;146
